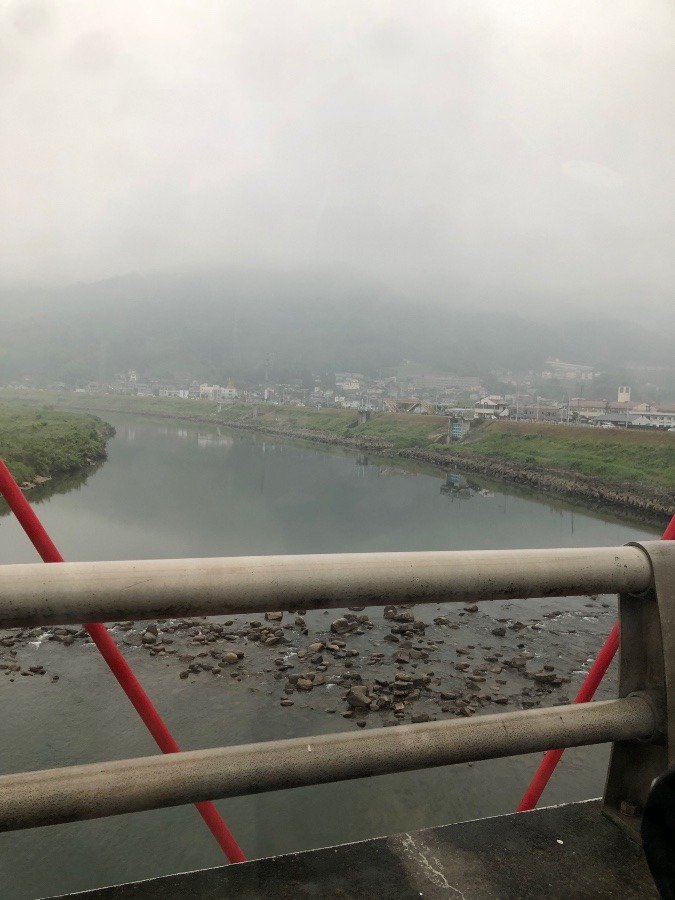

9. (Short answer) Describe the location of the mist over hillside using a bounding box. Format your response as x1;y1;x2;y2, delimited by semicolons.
0;269;671;394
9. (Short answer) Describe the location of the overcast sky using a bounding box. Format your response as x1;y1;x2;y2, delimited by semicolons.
1;0;674;307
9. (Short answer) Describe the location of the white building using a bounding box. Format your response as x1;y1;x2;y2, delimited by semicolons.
159;388;189;399
542;359;594;382
340;379;360;392
199;384;221;401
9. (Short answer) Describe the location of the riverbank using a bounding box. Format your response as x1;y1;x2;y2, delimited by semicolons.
212;415;675;525
0;402;115;489
1;390;673;525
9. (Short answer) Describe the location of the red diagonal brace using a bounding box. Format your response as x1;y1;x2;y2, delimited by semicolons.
0;459;246;863
517;510;675;812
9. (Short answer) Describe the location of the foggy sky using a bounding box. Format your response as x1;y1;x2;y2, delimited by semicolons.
1;0;674;306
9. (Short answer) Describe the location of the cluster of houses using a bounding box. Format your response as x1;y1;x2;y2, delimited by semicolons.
110;372;241;403
469;388;675;430
568;387;675;430
53;365;675;433
541;359;595;382
104;369;490;413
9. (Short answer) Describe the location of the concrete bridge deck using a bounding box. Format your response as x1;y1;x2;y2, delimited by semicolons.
53;800;658;900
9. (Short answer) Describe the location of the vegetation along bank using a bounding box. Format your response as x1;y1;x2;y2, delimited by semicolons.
0;403;115;489
1;391;673;525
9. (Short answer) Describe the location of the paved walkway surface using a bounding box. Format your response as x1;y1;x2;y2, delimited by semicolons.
53;800;658;899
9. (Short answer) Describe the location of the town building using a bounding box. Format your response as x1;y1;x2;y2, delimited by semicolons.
449;415;472;440
541;359;594;382
199;384;221;401
409;374;485;395
473;396;510;418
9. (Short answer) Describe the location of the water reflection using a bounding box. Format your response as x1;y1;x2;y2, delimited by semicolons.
153;425;235;448
354;453;414;480
0;461;105;519
0;460;104;517
197;431;234;448
440;471;495;500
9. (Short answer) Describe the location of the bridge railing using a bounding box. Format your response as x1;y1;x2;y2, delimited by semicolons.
0;541;671;841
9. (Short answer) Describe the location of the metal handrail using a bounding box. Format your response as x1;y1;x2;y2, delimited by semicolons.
0;541;668;835
0;544;656;627
0;695;655;832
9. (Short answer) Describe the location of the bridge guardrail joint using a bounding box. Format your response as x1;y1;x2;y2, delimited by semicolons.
603;541;674;841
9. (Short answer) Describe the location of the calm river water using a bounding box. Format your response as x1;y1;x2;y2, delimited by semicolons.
0;416;659;899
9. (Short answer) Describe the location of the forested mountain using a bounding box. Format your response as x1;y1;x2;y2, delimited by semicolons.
0;268;670;390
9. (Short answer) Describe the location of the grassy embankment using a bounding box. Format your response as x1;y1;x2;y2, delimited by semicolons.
2;390;675;496
448;421;675;492
0;403;115;485
227;404;675;492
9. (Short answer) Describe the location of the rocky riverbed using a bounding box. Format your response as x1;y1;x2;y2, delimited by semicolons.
0;594;618;730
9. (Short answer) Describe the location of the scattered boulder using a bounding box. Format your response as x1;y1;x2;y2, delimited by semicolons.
346;685;371;709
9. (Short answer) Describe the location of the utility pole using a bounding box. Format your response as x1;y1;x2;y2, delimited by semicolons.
264;353;273;402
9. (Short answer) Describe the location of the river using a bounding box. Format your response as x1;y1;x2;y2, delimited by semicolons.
0;415;660;899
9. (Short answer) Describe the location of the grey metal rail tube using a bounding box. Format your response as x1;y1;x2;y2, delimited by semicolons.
0;544;655;627
0;695;655;831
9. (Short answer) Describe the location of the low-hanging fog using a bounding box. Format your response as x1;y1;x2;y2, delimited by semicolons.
1;1;674;382
2;2;674;301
